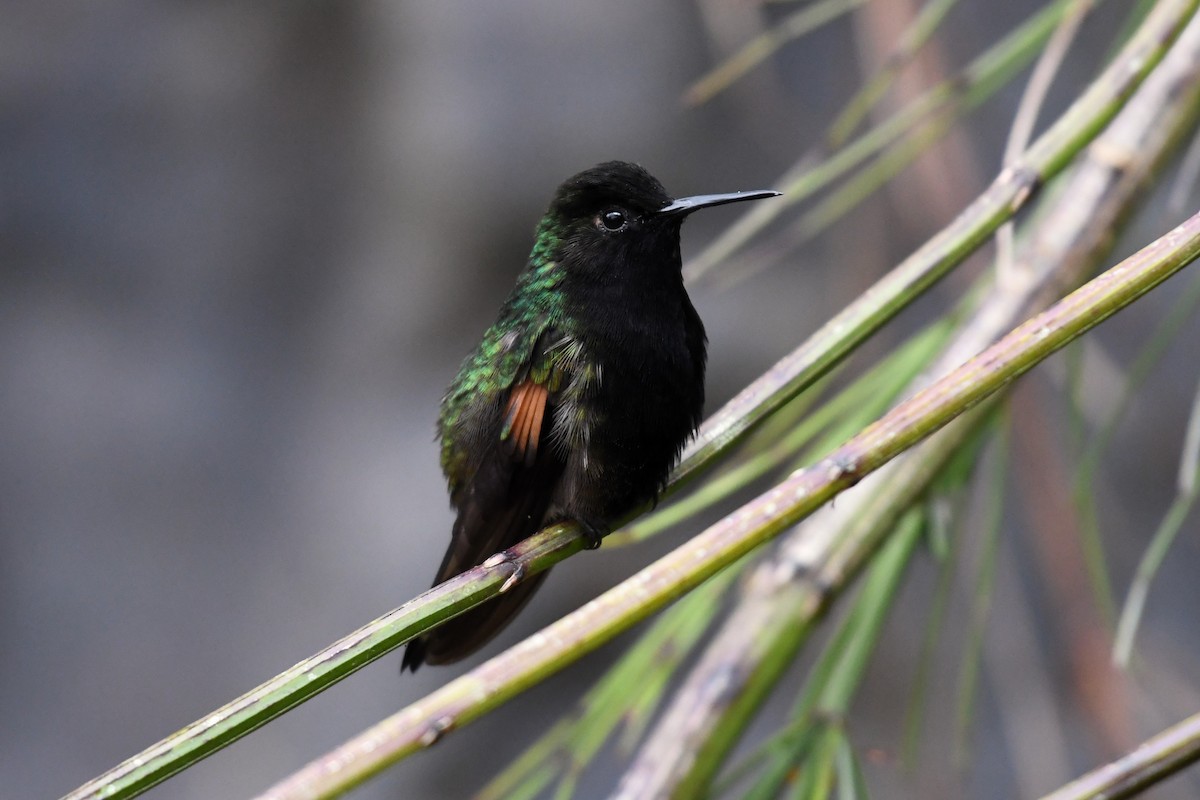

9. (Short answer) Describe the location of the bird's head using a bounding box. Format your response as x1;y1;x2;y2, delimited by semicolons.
535;161;778;285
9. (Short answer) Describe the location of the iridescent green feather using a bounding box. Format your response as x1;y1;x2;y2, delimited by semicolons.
438;219;587;487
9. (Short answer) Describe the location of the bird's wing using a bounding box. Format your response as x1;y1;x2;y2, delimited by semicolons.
405;325;579;669
500;376;549;466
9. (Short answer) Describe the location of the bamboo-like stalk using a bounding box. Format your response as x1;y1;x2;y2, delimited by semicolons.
995;0;1093;278
683;0;868;107
1037;712;1200;800
254;208;1200;800
682;0;1107;284
615;407;999;800
671;0;1196;488
616;11;1200;795
57;522;584;800
59;4;1199;800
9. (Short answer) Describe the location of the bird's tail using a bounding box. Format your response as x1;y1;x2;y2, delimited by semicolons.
401;570;548;670
402;455;558;671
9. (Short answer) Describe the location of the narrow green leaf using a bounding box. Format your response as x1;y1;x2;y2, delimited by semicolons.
476;566;739;799
687;0;1097;283
901;491;966;767
828;0;963;146
953;415;1010;765
1073;268;1200;625
684;0;868;107
1113;371;1200;666
834;734;872;800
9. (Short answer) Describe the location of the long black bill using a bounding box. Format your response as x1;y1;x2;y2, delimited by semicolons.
658;189;781;217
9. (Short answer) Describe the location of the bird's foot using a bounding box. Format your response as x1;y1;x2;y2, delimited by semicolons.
579;520;608;550
482;551;525;593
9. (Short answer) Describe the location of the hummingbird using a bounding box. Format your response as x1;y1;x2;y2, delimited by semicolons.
403;161;779;670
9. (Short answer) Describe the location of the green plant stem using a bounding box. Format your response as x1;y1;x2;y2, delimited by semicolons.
1072;269;1200;623
1037;712;1200;800
683;0;1108;284
1112;372;1200;666
900;490;964;768
60;4;1199;798
58;523;585;800
254;206;1200;800
795;107;958;241
743;509;925;799
672;0;1195;488
953;419;1010;765
684;0;868;107
617;403;999;799
827;0;962;147
474;566;739;800
598;14;1200;788
995;0;1092;278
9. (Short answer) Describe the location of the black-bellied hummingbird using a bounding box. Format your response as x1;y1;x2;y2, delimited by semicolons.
403;161;779;670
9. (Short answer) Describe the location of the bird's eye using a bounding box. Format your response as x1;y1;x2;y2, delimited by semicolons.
597;209;629;232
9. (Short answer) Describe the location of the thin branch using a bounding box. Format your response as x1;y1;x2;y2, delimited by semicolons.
610;10;1200;791
57;523;585;800
683;0;869;107
996;0;1093;284
1037;712;1200;800
828;0;963;147
672;0;1196;487
616;407;999;800
255;207;1200;800
683;0;1102;284
59;3;1200;798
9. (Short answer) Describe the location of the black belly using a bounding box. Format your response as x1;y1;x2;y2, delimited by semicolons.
569;351;703;522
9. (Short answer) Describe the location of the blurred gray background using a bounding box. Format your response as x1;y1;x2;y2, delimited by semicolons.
4;2;1199;799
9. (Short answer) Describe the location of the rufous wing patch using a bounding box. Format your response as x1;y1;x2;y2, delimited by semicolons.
502;379;549;466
